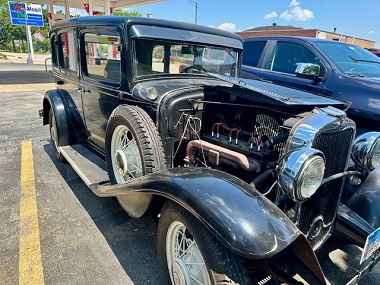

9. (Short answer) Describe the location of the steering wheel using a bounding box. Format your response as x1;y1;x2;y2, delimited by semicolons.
180;65;207;74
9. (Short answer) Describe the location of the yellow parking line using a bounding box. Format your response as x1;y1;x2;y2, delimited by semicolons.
19;141;44;285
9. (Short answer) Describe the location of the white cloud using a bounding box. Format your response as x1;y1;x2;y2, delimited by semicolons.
289;0;300;7
218;22;237;32
281;1;314;21
369;30;376;34
264;11;278;19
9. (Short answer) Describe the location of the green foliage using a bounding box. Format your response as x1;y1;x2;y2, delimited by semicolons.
0;0;141;52
0;0;50;52
112;10;142;17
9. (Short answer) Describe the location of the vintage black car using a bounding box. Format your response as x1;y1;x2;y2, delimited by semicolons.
41;16;380;284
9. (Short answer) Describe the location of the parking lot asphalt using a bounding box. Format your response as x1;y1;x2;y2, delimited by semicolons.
0;61;380;285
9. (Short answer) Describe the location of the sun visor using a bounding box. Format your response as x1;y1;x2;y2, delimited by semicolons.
129;25;243;50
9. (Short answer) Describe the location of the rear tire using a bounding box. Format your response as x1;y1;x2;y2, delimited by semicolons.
49;109;66;162
158;201;251;285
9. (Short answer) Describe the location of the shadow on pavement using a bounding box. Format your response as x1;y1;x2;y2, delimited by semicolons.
43;143;163;285
0;70;54;85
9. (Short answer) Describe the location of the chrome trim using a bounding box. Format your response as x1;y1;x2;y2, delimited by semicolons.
352;131;380;171
285;107;353;153
278;147;325;202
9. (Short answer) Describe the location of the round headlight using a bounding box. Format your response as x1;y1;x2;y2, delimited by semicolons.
133;84;159;101
297;156;325;200
352;132;380;171
278;148;325;202
369;138;380;169
146;87;158;100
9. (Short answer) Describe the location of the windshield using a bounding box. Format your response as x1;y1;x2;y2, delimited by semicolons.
133;39;239;79
315;41;380;77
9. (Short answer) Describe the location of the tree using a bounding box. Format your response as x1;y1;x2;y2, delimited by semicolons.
112;10;142;17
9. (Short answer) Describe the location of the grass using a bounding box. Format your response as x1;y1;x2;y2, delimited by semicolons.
0;52;8;60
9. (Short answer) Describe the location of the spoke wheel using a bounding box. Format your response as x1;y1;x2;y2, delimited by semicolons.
49;109;65;162
110;125;143;182
158;202;250;285
167;221;211;285
105;105;166;212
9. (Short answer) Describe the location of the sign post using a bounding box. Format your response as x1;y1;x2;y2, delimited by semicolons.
8;2;44;64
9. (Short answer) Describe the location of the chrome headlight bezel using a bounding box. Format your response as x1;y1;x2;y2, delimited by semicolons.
278;148;325;202
352;132;380;171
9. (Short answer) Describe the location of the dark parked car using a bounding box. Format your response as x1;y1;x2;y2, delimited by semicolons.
367;48;380;57
41;16;380;284
241;36;380;132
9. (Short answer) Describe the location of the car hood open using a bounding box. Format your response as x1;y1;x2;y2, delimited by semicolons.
211;74;351;109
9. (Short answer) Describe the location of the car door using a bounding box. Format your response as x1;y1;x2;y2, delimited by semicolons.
243;39;328;95
52;28;87;137
79;27;123;151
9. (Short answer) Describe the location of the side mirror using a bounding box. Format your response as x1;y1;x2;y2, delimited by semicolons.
295;63;323;82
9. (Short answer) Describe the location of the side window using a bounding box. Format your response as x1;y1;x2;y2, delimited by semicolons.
51;34;58;68
268;42;321;74
83;31;121;82
57;31;77;72
242;41;266;67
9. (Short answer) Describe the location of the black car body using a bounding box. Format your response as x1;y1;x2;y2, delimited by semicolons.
241;36;380;131
41;16;380;285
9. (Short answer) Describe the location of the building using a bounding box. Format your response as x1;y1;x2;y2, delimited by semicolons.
237;23;375;49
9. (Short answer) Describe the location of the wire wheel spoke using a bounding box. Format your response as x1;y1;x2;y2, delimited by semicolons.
170;223;210;285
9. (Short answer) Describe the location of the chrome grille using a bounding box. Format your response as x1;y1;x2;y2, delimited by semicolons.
298;127;355;249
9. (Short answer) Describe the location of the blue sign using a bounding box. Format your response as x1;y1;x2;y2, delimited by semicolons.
8;2;44;27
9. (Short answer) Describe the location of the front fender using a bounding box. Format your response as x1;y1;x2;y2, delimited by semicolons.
345;166;380;229
91;167;302;259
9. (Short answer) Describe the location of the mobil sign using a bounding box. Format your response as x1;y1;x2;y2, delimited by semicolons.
8;1;44;27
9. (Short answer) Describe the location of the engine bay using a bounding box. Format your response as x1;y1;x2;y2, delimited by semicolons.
168;86;310;187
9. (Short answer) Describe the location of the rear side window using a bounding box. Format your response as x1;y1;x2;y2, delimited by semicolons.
56;31;77;72
242;41;266;67
82;31;121;82
51;34;58;68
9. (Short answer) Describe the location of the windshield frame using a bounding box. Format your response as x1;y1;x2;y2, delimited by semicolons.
131;38;241;80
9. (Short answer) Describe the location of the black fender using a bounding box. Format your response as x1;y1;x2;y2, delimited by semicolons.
334;166;380;247
345;166;380;229
91;167;304;259
43;89;82;146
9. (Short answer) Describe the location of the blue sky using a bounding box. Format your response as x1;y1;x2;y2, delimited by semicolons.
70;0;380;46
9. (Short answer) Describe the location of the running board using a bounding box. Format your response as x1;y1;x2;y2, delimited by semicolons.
58;145;110;188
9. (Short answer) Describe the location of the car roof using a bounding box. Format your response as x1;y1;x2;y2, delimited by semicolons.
52;16;243;42
242;35;354;46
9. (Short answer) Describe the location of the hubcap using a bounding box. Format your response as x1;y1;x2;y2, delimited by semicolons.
172;259;190;285
115;149;128;177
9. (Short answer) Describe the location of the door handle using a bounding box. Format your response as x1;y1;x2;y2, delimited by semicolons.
73;86;84;92
73;86;91;94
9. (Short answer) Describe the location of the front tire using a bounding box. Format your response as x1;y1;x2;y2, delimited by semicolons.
158;201;250;285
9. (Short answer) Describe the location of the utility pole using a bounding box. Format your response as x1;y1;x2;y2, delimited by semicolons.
187;0;198;24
